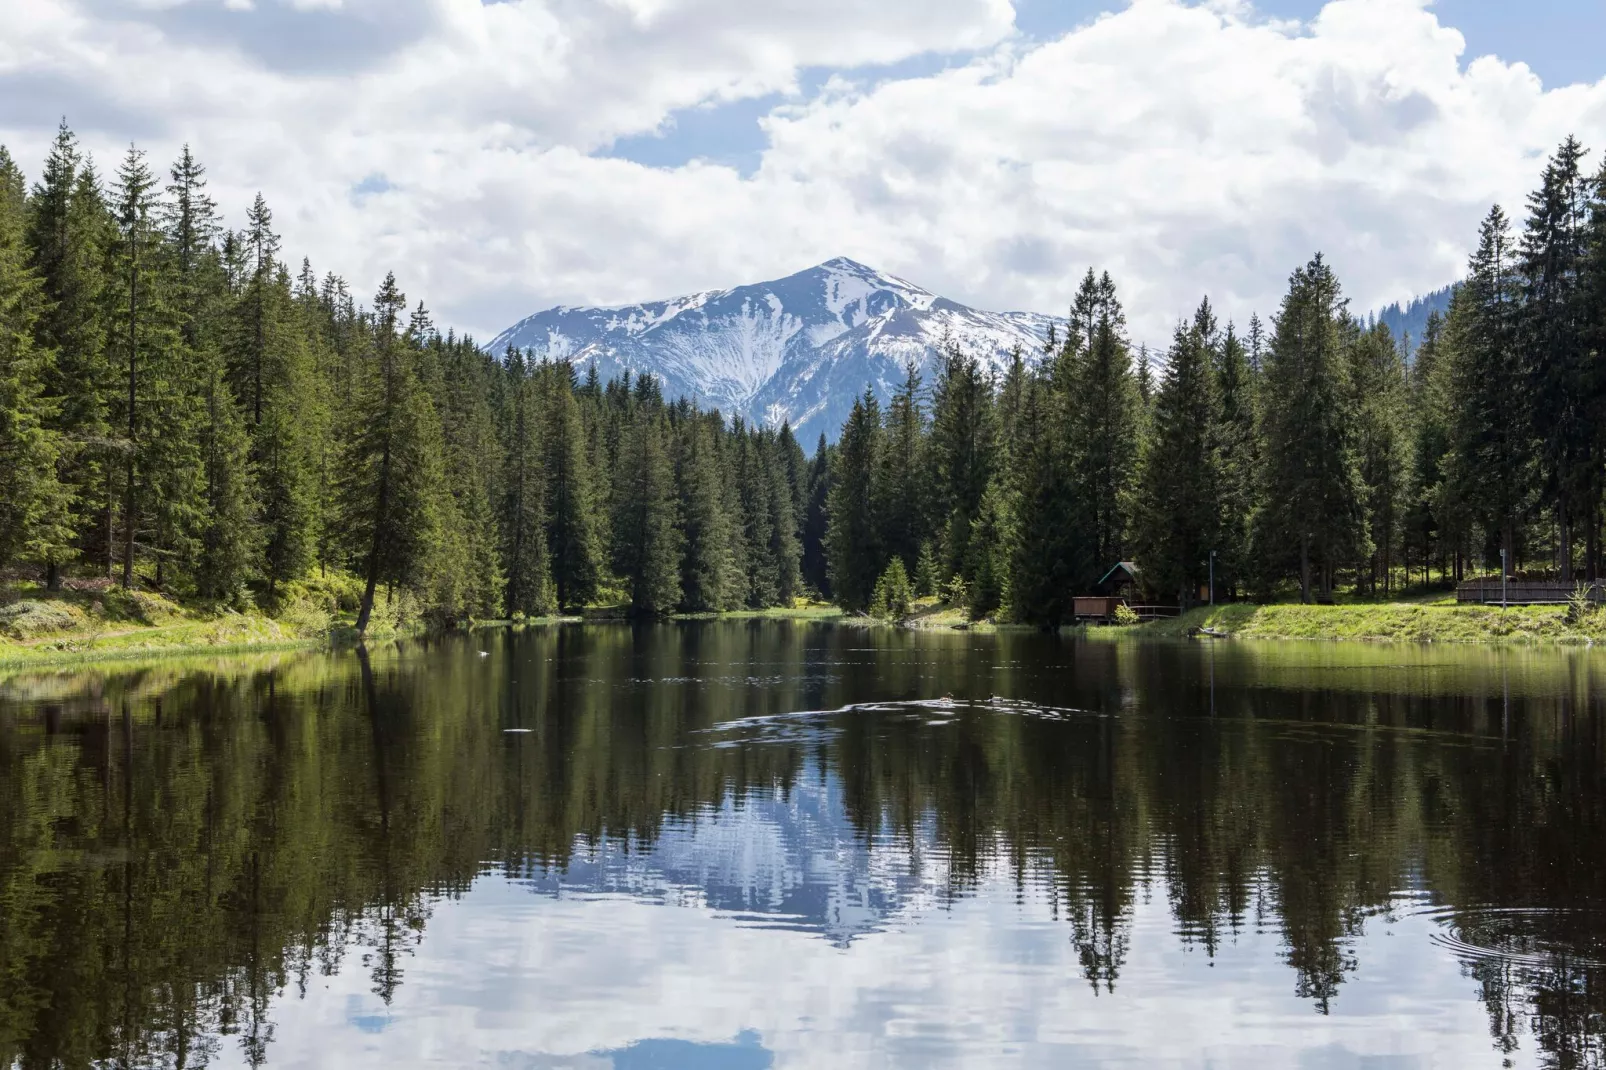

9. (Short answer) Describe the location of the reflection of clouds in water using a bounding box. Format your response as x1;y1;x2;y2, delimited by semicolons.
509;765;948;946
262;874;1499;1069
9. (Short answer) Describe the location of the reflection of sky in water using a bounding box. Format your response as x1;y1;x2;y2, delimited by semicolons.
243;762;1518;1069
510;766;947;947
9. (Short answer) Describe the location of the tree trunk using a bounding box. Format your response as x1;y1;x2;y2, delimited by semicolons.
121;253;137;590
354;444;393;636
1559;493;1573;584
1300;533;1311;604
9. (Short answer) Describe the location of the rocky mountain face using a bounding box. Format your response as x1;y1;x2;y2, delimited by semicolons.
488;258;1058;444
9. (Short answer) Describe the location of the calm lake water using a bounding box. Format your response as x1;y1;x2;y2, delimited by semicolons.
3;623;1606;1069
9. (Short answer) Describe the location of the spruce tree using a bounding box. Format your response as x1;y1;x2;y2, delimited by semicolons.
1133;316;1222;606
1520;138;1593;580
614;410;681;614
27;124;110;583
500;349;553;618
541;361;602;609
800;435;831;598
1066;270;1140;573
1214;322;1258;596
929;345;995;581
676;412;738;611
1349;322;1408;595
343;274;444;632
0;146;73;574
1442;209;1533;578
1008;373;1083;626
875;360;929;572
1255;255;1366;602
825;392;883;611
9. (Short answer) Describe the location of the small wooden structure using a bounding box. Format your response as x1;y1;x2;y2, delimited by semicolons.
1074;596;1124;622
1098;562;1142;598
1456;579;1605;606
1074;563;1181;624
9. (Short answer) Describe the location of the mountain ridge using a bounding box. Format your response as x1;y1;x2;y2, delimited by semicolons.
489;258;1059;444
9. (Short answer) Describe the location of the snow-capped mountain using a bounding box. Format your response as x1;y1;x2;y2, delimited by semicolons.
488;258;1059;444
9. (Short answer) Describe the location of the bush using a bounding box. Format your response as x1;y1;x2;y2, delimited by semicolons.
944;575;970;614
914;541;941;598
1113;604;1141;627
0;600;89;639
1569;582;1601;623
869;559;915;621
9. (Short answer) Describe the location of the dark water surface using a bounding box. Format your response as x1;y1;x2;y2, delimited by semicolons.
4;623;1606;1068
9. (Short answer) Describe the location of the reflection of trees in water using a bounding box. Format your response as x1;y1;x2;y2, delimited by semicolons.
1;626;1606;1065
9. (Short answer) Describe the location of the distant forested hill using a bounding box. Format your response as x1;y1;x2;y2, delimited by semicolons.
1375;284;1457;355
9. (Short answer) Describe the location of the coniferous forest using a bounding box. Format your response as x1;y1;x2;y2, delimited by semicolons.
2;125;1606;630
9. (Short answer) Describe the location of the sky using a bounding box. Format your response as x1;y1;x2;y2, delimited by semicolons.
4;0;1606;344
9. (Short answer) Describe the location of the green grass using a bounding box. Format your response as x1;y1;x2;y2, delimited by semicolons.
1128;601;1606;644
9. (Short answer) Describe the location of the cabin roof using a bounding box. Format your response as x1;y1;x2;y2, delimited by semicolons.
1098;561;1141;587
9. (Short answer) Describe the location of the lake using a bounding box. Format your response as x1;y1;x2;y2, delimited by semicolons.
2;623;1605;1068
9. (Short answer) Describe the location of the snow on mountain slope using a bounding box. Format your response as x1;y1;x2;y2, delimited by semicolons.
489;258;1058;444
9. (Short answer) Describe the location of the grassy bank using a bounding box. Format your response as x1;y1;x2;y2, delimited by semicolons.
0;575;400;669
1130;600;1606;644
0;585;853;670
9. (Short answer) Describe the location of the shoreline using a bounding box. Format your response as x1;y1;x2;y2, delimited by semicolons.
5;599;1604;673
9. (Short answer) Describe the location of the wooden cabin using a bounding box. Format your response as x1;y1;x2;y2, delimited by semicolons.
1098;562;1142;599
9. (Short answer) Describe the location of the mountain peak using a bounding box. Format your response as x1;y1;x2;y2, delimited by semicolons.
490;263;1060;443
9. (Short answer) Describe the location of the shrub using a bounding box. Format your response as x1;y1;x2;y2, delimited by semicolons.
1568;582;1601;623
1113;604;1141;627
869;559;915;621
914;541;941;599
0;600;88;639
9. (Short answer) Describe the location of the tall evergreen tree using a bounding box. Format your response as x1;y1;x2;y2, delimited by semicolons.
1255;254;1366;602
27;124;110;583
1349;322;1409;595
1443;208;1532;578
1066;270;1140;572
1133;315;1222;607
800;434;832;598
500;349;553;617
825;392;883;611
0;147;73;574
929;345;995;581
614;409;681;614
1520;138;1594;580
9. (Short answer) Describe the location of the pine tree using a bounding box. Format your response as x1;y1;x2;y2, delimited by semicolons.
1133;315;1222;607
1255;255;1367;602
1520;138;1594;581
27;124;110;584
1214;321;1258;596
0;146;73;574
1066;270;1140;572
1349;322;1409;595
193;356;257;602
800;435;831;598
500;349;553;618
614;409;681;614
1008;372;1083;626
929;345;995;581
1442;209;1533;578
825;392;883;611
110;145;194;589
343;274;444;632
1402;311;1453;585
541;361;602;610
676;412;738;611
875;360;929;572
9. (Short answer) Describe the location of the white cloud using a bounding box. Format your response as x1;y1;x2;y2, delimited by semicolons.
2;0;1604;343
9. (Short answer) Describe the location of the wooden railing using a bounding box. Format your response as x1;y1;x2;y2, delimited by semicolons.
1455;579;1605;606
